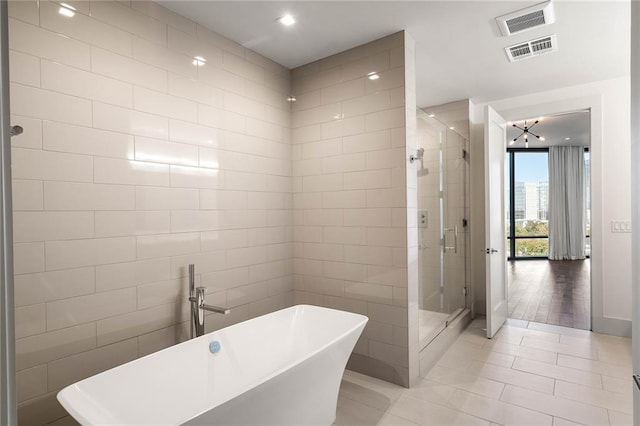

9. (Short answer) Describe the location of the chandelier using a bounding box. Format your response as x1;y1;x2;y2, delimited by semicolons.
510;119;545;148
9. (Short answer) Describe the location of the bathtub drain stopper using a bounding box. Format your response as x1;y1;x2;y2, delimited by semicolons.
209;340;221;354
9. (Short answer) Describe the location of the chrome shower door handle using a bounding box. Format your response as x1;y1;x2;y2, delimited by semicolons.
444;226;458;253
453;225;458;254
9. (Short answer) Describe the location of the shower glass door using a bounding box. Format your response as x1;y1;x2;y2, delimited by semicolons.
416;113;469;349
442;128;468;321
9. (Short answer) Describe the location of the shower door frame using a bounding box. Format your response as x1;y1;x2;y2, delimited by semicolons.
0;2;17;424
441;127;469;325
416;113;469;348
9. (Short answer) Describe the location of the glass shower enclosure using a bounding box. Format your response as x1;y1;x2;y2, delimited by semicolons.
416;111;470;349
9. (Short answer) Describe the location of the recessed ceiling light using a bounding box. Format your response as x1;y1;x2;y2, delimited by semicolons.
192;56;206;66
278;14;295;26
540;137;546;141
367;72;379;80
565;137;571;140
58;3;75;17
449;126;455;130
287;96;297;102
427;114;436;118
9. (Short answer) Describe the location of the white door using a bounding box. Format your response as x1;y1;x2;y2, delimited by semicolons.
485;106;508;338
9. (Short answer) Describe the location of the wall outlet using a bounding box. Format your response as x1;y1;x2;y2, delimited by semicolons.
611;221;632;233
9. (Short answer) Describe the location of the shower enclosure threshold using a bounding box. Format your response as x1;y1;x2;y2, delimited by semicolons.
420;308;471;358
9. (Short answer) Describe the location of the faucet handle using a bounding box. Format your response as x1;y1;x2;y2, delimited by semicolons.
196;286;205;301
196;287;206;309
196;287;231;315
194;286;205;324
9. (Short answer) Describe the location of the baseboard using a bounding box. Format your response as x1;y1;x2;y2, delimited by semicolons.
592;316;631;337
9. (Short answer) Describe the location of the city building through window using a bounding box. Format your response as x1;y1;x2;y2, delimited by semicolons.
506;148;590;260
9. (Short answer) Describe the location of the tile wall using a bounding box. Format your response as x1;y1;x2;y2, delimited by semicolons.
291;32;415;386
7;1;293;423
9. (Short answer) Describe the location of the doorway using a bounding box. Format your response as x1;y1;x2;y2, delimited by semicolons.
505;111;591;330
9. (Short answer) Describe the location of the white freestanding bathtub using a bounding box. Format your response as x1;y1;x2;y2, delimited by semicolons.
57;305;368;425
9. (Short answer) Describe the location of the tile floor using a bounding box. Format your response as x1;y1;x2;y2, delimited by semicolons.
336;317;632;426
508;260;590;330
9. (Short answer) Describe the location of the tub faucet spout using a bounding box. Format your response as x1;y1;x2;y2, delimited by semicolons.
188;264;230;338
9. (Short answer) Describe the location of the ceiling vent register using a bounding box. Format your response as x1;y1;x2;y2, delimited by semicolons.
496;0;555;36
505;35;557;62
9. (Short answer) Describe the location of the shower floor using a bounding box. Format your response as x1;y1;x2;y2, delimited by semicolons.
419;310;450;347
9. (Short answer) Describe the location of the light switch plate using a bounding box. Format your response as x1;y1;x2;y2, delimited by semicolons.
611;221;632;233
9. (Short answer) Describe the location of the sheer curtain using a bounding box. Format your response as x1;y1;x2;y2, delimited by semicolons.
548;146;586;260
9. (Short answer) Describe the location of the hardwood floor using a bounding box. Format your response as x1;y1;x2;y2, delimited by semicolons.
507;259;590;330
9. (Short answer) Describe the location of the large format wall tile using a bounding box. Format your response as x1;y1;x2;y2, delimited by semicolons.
8;2;293;423
291;32;411;387
9;18;90;70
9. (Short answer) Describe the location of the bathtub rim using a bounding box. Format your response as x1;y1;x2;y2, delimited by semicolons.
57;304;368;425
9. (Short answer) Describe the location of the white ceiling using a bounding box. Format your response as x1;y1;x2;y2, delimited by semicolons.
506;111;590;148
160;1;630;108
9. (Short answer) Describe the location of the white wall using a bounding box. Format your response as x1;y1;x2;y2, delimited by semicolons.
471;76;632;336
8;1;293;423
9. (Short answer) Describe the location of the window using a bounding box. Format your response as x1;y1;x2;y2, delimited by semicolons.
506;147;590;260
507;149;549;259
585;150;590;257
